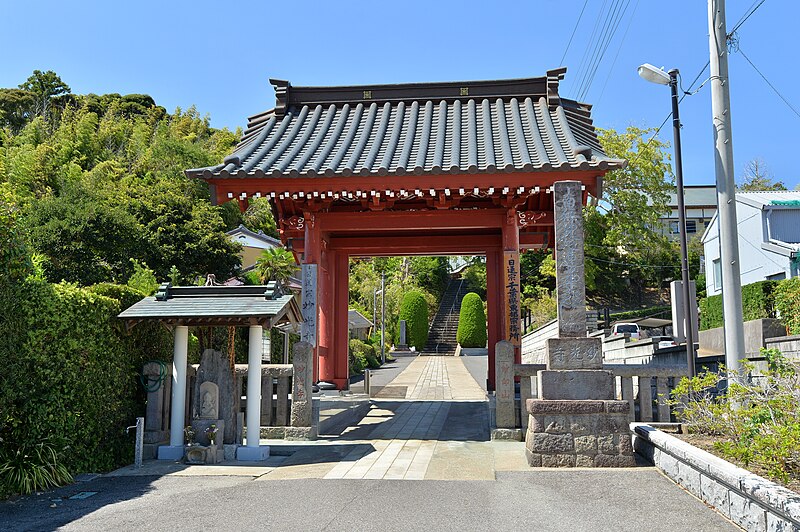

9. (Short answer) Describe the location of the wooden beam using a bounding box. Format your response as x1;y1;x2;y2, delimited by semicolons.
329;234;502;255
319;209;507;232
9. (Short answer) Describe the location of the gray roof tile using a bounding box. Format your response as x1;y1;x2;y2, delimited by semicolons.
187;69;623;180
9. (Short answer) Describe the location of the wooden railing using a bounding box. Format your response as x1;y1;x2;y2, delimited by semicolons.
507;363;689;430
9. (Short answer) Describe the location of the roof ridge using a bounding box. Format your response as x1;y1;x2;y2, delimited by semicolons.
271;68;568;118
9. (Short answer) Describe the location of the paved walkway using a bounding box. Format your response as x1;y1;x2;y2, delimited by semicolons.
374;355;486;400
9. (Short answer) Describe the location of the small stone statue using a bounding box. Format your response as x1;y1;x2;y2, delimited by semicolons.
198;381;219;419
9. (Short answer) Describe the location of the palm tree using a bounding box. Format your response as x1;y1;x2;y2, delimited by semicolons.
255;247;297;286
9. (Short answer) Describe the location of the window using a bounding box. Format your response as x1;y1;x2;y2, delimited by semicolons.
686;220;697;234
669;221;680;234
713;259;722;291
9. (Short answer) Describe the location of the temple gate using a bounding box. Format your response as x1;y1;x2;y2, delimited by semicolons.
188;68;624;390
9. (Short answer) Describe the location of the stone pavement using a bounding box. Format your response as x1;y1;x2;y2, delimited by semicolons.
374;355;486;400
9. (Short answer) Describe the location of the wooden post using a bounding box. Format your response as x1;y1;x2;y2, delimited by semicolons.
486;250;501;391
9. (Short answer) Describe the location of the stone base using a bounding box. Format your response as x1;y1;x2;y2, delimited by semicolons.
525;400;635;468
491;428;524;441
260;426;318;440
537;370;614;401
185;444;223;464
236;445;270;461
157;445;185;461
190;419;224;447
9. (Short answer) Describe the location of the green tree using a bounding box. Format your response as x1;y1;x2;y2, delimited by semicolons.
242;197;278;237
398;290;429;350
255;247;297;285
18;70;71;118
0;89;35;131
456;292;487;348
737;158;786;191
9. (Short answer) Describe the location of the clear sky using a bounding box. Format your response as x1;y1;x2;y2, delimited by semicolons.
1;0;797;188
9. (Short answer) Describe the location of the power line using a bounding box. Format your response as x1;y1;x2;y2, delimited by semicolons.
728;0;767;37
596;0;641;103
559;0;590;66
572;0;610;96
585;255;679;270
737;47;800;121
578;0;632;101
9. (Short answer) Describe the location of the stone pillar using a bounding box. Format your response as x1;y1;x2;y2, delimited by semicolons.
237;325;270;461
158;325;188;460
289;342;316;439
670;280;698;344
282;330;290;364
494;341;515;429
524;181;634;468
554;181;587;338
262;327;272;362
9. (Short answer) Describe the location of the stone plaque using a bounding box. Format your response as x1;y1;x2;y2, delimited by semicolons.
300;264;318;346
537;370;615;401
503;252;521;347
198;381;219;419
290;341;314;428
554;181;587;338
495;341;515;429
545;337;602;370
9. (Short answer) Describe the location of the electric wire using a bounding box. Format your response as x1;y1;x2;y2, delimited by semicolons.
737;47;800;121
572;0;610;96
560;0;590;66
574;0;626;100
578;0;632;101
596;0;641;104
728;0;767;37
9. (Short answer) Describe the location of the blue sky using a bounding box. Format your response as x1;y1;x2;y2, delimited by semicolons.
1;0;797;188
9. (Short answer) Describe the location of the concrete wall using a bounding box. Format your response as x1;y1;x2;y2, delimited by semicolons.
698;318;786;359
634;424;800;531
521;319;558;364
765;334;800;360
703;202;793;296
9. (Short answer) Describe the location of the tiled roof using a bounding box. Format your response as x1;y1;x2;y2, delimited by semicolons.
118;284;300;326
187;68;623;180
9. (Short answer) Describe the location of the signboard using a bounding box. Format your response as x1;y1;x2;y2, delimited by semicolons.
300;264;318;347
503;252;521;348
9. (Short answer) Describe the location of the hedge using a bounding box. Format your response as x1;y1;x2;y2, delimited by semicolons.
457;292;487;348
398;290;428;350
775;278;800;335
1;279;172;496
699;280;777;330
349;339;380;375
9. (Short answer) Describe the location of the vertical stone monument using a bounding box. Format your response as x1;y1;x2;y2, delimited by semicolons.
525;181;634;467
395;320;410;352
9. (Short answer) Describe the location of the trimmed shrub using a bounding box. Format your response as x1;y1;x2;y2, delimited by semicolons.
398;290;428;350
775;278;800;335
700;280;777;330
457;292;487;348
349;339;380;376
0;280;172;498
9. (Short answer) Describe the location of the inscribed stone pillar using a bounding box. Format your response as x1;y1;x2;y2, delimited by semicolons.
494;341;515;429
246;325;263;448
554;181;587;338
290;341;314;427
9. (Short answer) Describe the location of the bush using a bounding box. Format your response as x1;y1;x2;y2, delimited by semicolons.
670;349;800;487
0;280;172;498
349;339;380;375
700;280;777;330
398;291;428;350
457;292;487;348
775;277;800;335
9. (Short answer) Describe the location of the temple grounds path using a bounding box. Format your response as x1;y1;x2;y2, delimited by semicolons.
0;355;736;530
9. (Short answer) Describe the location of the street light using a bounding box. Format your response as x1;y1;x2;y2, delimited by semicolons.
638;63;697;378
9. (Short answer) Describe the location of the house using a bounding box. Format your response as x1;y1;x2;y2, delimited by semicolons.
658;185;718;240
701;191;800;296
226;224;282;270
348;310;373;341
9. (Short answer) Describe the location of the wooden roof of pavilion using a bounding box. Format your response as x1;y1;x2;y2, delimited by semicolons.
118;283;301;328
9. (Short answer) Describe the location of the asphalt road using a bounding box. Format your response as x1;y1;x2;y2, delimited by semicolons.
1;469;735;531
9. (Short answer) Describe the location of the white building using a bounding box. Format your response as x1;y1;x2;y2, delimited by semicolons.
701;191;800;296
659;185;718;240
226;225;282;270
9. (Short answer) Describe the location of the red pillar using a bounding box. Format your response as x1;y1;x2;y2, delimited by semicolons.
486;249;502;391
501;209;522;366
317;246;332;384
333;252;350;389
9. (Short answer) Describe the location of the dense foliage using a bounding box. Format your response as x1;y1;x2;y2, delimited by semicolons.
774;278;800;335
672;349;800;487
255;247;297;285
456;292;487;348
699;280;778;330
348;339;380;375
398;290;429;350
1;71;243;286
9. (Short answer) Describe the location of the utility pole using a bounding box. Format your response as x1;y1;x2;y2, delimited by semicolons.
708;0;745;375
380;273;386;364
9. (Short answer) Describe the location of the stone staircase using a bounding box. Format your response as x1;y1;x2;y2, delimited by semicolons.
423;278;469;355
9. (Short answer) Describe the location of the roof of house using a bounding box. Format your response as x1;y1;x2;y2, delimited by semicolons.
226;224;282;247
186;68;625;180
348;309;373;330
118;283;301;327
735;191;800;209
